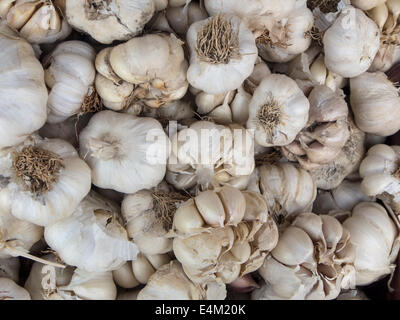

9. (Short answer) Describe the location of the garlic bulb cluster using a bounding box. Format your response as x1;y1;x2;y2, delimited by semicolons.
121;187;189;255
343;202;400;286
151;1;208;36
0;0;71;44
0;23;47;149
172;187;279;284
248;162;317;223
79;111;169;194
166;121;254;192
45;192;139;272
254;212;356;300
43;41;97;124
246;74;310;147
193;58;271;125
359;144;400;210
95;33;188;110
0;278;30;300
63;0;155;44
350;72;400;136
0;135;91;227
138;260;227;300
313;180;372;214
323;6;380;77
282;85;350;169
256;3;314;63
186;14;258;94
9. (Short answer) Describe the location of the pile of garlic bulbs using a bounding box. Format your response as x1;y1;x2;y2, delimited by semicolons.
1;0;400;301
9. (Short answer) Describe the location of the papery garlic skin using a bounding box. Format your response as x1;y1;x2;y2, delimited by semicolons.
247;74;309;147
350;72;400;136
0;0;71;44
255;212;356;300
0;257;19;282
95;33;188;109
359;144;400;208
64;0;155;44
323;6;380;78
44;41;96;124
343;202;400;286
0;136;91;227
186;14;258;94
248;162;317;222
44;192;139;273
137;260;226;300
79;111;169;194
0;23;47;149
282;85;350;168
0;277;30;300
166;121;254;191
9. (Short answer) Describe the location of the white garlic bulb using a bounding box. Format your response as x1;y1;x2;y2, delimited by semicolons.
166;121;254;192
44;192;139;273
254;212;356;300
186;14;258;94
95;33;188;110
343;202;400;286
323;6;380;77
350;72;400;136
0;0;71;44
282;85;350;169
44;41;97;124
0;278;30;300
137;260;226;300
0;257;19;282
0;136;91;227
359;144;400;210
248;162;316;223
122;188;189;255
64;0;155;44
0;23;47;149
256;4;314;63
247;74;309;147
79;110;169;194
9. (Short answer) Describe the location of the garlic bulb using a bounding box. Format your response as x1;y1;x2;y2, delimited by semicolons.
343;202;400;286
307;119;365;190
0;0;71;44
0;257;19;282
194;58;271;125
248;162;316;223
24;254;74;300
79;110;169;194
256;4;314;63
282;85;350;169
246;74;309;147
350;72;400;136
0;278;30;300
254;212;356;300
43;41;97;124
166;121;254;192
137;260;226;300
95;33;188;109
352;0;387;11
0;136;91;227
64;0;155;44
172;188;278;284
323;6;380;77
0;23;47;149
44;192;139;273
186;14;258;94
313;180;372;214
122;188;189;255
131;252;172;284
359;144;400;210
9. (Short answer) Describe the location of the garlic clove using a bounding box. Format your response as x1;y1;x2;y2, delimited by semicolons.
112;262;140;289
95;74;133;105
6;2;39;30
217;186;246;226
230;241;251;264
132;253;156;284
360;173;399;196
368;3;389;30
95;48;123;84
173;199;205;235
309;54;327;85
146;253;171;270
216;252;241;284
0;0;14;19
194;190;225;227
387;0;400;22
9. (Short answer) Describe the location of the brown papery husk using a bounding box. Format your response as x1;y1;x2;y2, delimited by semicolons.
196;14;241;65
12;146;64;195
